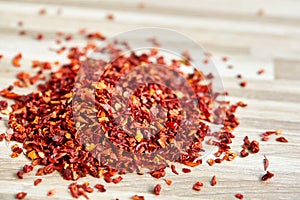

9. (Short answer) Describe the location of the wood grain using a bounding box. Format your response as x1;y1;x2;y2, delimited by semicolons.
0;0;300;199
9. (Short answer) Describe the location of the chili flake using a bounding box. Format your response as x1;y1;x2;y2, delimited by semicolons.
47;189;56;196
16;192;27;199
261;171;274;181
12;53;22;67
276;136;288;143
34;178;42;186
235;193;244;199
211;175;217;186
132;195;145;200
193;181;204;191
153;184;162;195
264;155;269;171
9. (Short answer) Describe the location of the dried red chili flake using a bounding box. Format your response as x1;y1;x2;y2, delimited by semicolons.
19;30;26;35
86;32;105;40
23;164;34;173
150;166;167;178
257;69;265;75
94;184;106;192
203;59;209;64
240;81;247;88
0;54;3;59
276;136;288;143
153;184;162;195
36;33;43;40
249;140;260;153
132;195;145;200
16;192;27;199
106;14;114;20
39;8;46;15
240;149;249;158
236;74;242;79
228;65;233;69
222;56;228;62
65;34;73;41
112;176;123;184
192;181;204;191
0;100;8;111
12;53;22;67
261;171;274;181
34;178;42;186
171;164;179;175
47;189;56;196
0;133;5;142
264;155;269;171
182;168;191;173
164;179;172;186
235;193;244;199
261;136;269;141
16;170;24;179
207;158;215;166
32;60;52;70
211;175;217;186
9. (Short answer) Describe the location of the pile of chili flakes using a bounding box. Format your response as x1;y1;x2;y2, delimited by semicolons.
0;30;288;200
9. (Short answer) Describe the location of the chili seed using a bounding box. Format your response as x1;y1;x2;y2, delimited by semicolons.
264;155;269;171
34;178;42;186
235;193;244;199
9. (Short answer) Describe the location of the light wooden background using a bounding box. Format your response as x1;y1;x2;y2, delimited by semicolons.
0;0;300;199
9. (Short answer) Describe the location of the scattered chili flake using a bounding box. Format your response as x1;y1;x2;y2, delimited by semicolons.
222;56;228;62
164;179;172;186
236;74;242;79
182;168;191;173
171;164;179;175
192;181;204;191
34;178;42;186
276;136;288;143
65;34;73;41
94;184;106;192
16;170;24;179
203;59;209;64
249;140;260;153
0;133;5;142
0;54;3;59
211;175;217;186
12;53;22;67
19;30;26;35
138;2;145;9
39;8;46;15
264;155;269;171
36;33;43;40
106;14;114;20
235;193;244;199
132;195;145;200
153;184;162;195
112;176;123;184
23;164;34;173
257;69;265;75
240;81;247;88
261;136;269;141
86;32;105;40
47;189;56;196
0;100;8;111
261;171;274;181
16;192;27;199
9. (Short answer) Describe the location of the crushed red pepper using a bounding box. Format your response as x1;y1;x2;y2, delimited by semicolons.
12;53;22;67
34;178;42;186
276;136;288;143
47;189;56;196
164;179;172;186
16;192;27;199
211;175;217;186
235;193;244;199
153;184;162;195
261;171;274;181
264;155;269;171
193;181;204;191
132;195;145;200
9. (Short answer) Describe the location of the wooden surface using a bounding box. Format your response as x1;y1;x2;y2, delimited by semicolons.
0;0;300;199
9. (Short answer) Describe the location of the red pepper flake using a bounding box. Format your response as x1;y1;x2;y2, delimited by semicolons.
240;81;247;88
0;54;3;59
207;159;215;166
222;56;228;62
257;69;265;75
261;171;274;181
65;34;73;41
86;32;105;40
153;184;162;195
16;192;27;199
12;53;22;67
47;189;56;196
106;14;114;20
261;136;269;141
236;74;242;79
112;176;123;184
240;149;249;158
16;170;24;179
94;184;106;192
276;136;288;143
203;59;209;64
39;8;46;15
235;193;244;199
0;133;5;142
214;158;222;163
264;155;269;171
18;21;23;27
192;181;204;191
164;179;172;186
36;33;43;40
0;100;8;111
132;195;145;200
182;168;191;173
171;164;179;175
23;164;34;173
249;140;260;153
34;178;42;186
211;175;217;186
19;30;26;35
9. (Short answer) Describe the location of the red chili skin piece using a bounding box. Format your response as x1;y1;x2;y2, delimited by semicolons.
261;171;274;181
153;184;162;195
211;175;217;186
276;136;288;143
193;182;204;191
16;192;27;199
235;193;244;199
